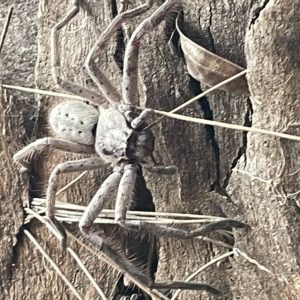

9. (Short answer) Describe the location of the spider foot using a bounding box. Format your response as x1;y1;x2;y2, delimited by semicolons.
143;164;178;175
44;216;67;249
152;281;221;295
117;218;250;241
190;219;251;237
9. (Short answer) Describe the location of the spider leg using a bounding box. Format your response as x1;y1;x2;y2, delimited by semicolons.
116;165;249;239
122;0;182;107
85;1;155;106
79;169;154;288
131;109;155;129
121;218;249;239
46;157;104;244
142;164;178;176
13;137;95;169
80;165;221;294
51;0;106;105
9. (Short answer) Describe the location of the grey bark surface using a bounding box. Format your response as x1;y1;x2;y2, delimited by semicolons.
0;0;38;298
1;0;300;300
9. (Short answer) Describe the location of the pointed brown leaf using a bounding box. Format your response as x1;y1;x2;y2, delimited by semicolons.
176;17;249;96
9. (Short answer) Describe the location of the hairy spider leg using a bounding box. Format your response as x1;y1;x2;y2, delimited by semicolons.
85;0;156;106
46;157;104;222
13;138;95;169
79;169;150;288
43;156;219;294
130;108;155;129
119;0;182;130
79;164;222;295
51;0;106;105
123;0;182;107
115;164;248;239
142;164;178;175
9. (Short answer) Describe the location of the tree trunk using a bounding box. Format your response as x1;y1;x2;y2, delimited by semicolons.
1;0;300;299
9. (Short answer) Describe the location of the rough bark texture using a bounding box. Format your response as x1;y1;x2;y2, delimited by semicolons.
1;0;300;300
219;1;300;299
0;0;38;298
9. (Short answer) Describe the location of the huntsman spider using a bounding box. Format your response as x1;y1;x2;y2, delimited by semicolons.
14;0;248;295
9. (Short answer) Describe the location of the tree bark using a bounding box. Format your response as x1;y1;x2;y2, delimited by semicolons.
220;1;300;299
1;0;300;300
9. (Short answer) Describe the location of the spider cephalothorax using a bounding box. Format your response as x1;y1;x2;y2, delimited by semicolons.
14;0;249;297
95;106;155;165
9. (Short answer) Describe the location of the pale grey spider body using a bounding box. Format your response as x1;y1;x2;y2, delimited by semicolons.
14;0;249;295
49;100;156;166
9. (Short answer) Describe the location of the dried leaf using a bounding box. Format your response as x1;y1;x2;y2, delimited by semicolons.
176;17;249;96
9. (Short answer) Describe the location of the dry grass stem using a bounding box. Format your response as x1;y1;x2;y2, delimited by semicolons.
0;6;13;55
23;229;83;300
169;70;247;114
3;70;300;143
1;84;84;100
26;198;234;249
67;248;107;300
28;198;233;226
29;198;231;220
233;248;274;275
153;109;300;142
56;171;88;196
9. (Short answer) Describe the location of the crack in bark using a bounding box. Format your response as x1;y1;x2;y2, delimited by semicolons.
188;77;220;190
249;0;270;27
9;227;26;284
176;7;221;191
207;2;216;53
111;0;125;72
199;2;221;190
223;98;253;189
174;8;221;191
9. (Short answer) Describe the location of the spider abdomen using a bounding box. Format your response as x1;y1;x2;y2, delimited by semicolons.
49;101;99;145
